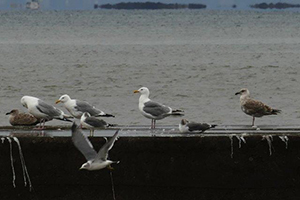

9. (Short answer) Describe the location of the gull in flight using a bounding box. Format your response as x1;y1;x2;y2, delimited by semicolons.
71;122;119;171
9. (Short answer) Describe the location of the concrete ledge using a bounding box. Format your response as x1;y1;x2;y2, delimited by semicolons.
1;129;300;199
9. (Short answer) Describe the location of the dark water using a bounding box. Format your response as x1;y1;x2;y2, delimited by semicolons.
0;10;299;127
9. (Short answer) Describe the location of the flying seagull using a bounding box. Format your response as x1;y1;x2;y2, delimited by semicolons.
56;94;115;119
179;119;217;133
80;112;112;136
71;122;119;171
134;87;184;129
235;88;281;126
6;109;39;126
21;96;73;129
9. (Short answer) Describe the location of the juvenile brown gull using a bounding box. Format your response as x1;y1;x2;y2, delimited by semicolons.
80;112;112;136
21;96;73;129
71;122;119;171
235;88;281;126
6;109;39;126
56;94;115;119
179;119;217;133
134;87;184;129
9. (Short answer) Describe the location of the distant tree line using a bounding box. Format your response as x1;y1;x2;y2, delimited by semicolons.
251;2;300;9
94;2;206;9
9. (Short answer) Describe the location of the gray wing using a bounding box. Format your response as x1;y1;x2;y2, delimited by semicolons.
96;130;119;161
37;100;62;118
143;101;171;117
75;100;101;116
71;122;97;161
85;117;107;128
187;123;210;132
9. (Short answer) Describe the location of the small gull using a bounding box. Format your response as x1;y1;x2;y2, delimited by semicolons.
21;96;73;129
134;87;184;129
179;119;217;133
235;88;281;126
56;94;115;119
6;109;39;126
80;112;113;136
71;122;119;171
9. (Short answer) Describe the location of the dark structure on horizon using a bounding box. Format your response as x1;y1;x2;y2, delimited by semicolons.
251;2;300;9
94;2;206;9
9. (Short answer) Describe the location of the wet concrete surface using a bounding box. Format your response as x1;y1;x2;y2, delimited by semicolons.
1;126;300;199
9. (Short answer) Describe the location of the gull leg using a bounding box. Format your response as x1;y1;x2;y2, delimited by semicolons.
252;117;255;127
107;164;114;171
153;120;156;129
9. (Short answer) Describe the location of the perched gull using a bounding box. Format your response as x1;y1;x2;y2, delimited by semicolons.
235;88;281;126
80;112;112;136
134;87;184;129
71;122;119;171
6;109;39;126
56;94;115;119
21;96;73;129
179;119;217;133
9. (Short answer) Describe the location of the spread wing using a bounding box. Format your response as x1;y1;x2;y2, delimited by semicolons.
143;101;171;117
96;130;119;161
71;122;97;161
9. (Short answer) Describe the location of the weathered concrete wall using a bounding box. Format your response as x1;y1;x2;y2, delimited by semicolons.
1;135;300;200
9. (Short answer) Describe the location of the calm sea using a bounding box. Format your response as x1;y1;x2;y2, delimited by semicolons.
0;10;299;127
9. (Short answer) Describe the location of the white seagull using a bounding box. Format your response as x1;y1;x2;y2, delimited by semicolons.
56;94;114;119
71;122;119;171
21;96;73;129
80;112;112;136
235;88;281;126
179;119;217;133
134;87;184;129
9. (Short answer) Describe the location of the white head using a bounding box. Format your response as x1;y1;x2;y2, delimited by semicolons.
79;162;91;170
134;87;150;96
56;94;71;104
21;96;39;108
235;88;250;97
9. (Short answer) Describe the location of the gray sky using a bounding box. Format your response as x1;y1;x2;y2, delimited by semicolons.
3;0;300;10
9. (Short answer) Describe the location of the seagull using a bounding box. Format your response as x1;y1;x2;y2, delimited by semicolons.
134;87;184;129
55;94;115;119
21;96;73;129
235;88;281;126
6;109;39;126
80;112;112;136
179;119;217;133
71;122;119;171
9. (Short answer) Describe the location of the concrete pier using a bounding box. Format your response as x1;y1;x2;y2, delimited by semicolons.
1;125;300;200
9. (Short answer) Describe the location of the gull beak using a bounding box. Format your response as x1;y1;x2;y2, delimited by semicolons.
55;100;61;104
133;90;139;93
5;111;11;115
235;92;241;95
79;167;83;170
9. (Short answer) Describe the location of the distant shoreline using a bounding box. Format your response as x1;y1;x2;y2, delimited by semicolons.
94;2;207;10
251;3;300;9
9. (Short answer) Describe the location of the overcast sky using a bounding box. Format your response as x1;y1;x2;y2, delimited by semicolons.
3;0;300;10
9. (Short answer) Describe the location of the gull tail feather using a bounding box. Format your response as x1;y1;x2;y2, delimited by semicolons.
271;109;281;115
